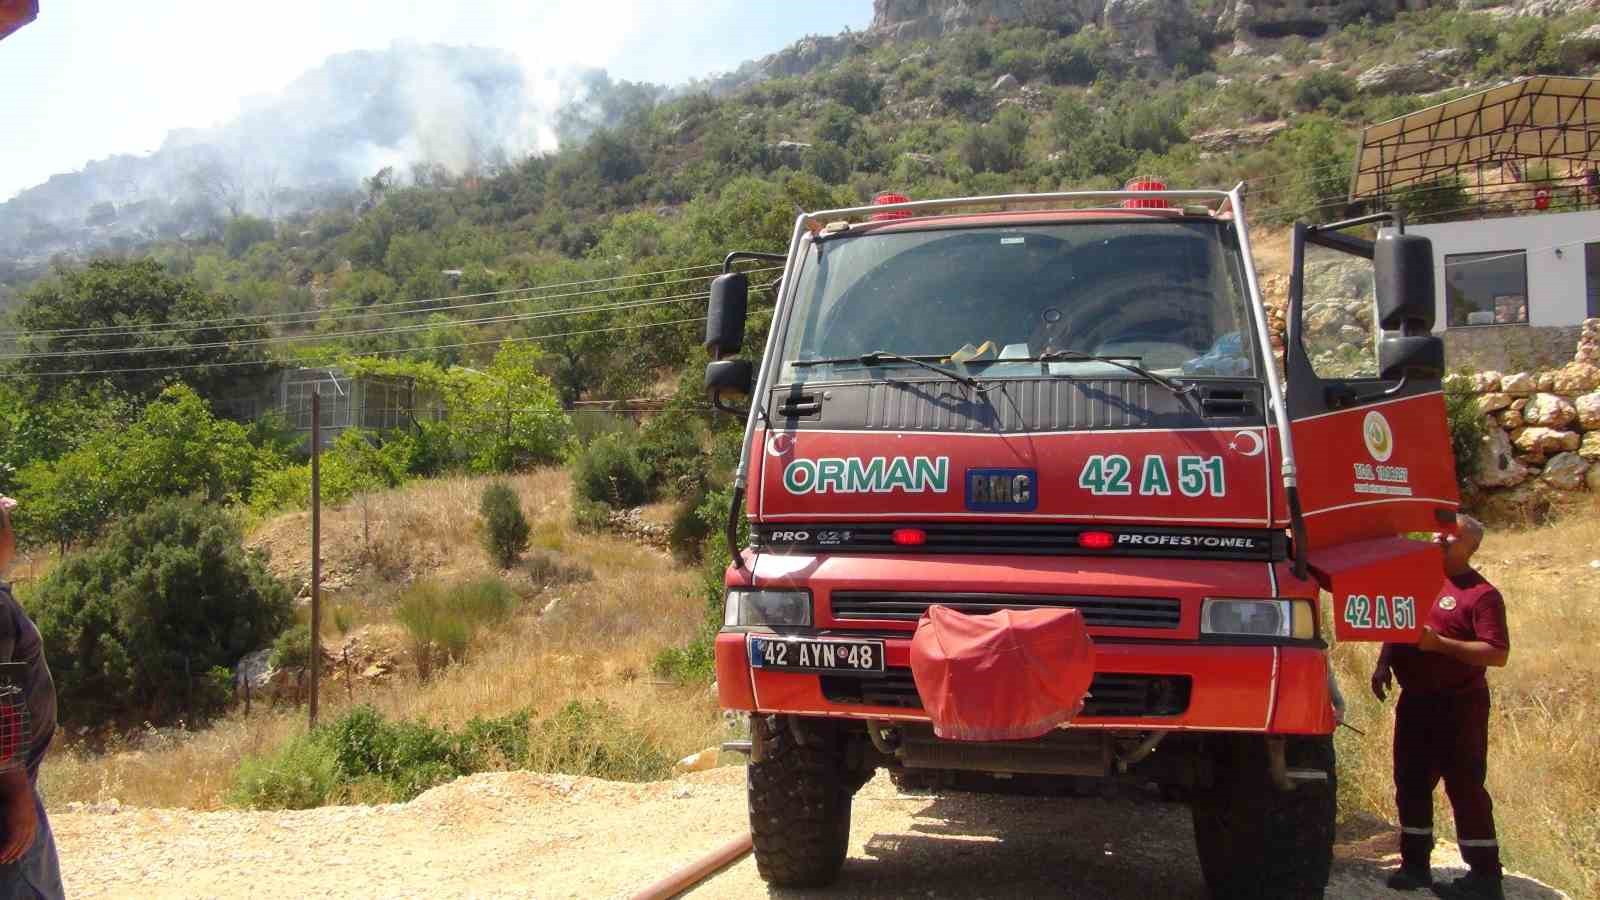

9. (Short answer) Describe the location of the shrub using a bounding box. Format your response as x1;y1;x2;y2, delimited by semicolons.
569;496;612;533
27;498;293;727
573;431;652;507
227;732;339;810
479;481;531;568
1293;71;1355;112
527;700;674;782
394;578;519;678
1445;378;1486;492
271;623;312;671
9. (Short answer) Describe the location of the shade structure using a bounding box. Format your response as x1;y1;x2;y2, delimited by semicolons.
0;0;37;43
1351;76;1600;200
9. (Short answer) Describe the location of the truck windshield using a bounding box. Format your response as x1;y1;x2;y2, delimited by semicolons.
776;220;1257;385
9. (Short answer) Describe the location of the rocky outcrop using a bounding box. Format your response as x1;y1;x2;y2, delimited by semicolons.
1356;62;1450;95
870;0;1200;63
1191;120;1290;153
1213;0;1433;40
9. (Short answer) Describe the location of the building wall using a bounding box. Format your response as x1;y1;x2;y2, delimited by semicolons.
1408;210;1600;330
1400;210;1600;371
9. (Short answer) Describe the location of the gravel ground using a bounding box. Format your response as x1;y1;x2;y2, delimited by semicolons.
51;769;1567;899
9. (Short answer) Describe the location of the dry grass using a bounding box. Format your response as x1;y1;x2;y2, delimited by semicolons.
1330;498;1600;898
39;469;722;810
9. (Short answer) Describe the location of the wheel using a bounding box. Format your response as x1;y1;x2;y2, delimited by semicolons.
747;716;852;888
1190;735;1336;900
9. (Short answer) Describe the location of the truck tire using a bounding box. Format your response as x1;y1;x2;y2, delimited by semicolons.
748;716;852;888
1190;735;1336;900
888;767;938;792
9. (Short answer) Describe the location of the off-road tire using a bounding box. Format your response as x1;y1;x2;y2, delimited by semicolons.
1190;735;1336;900
748;717;852;888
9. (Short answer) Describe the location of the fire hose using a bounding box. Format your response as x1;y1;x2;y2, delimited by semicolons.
629;832;753;900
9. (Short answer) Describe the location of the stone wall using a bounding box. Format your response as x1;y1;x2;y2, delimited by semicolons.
1442;324;1586;374
1448;318;1600;513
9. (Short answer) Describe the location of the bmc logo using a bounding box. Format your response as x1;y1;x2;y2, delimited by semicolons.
965;468;1037;511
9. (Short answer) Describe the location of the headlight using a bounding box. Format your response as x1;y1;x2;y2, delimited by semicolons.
724;589;812;627
1201;599;1315;640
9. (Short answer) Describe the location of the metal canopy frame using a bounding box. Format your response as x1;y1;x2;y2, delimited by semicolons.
1351;76;1600;200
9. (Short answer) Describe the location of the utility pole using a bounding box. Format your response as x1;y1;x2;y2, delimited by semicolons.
309;385;323;728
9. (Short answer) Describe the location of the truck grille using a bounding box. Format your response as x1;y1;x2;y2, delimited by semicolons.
829;592;1181;630
818;669;1192;718
755;523;1283;561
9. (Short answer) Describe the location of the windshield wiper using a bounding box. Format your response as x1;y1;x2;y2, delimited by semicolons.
1027;349;1194;395
792;350;982;390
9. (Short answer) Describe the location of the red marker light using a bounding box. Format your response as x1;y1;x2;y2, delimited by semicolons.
871;191;913;221
1079;531;1115;549
892;528;926;546
1123;177;1170;210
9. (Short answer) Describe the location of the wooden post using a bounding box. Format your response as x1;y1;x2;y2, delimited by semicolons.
310;386;323;728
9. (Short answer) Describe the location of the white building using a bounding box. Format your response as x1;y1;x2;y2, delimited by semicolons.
1406;208;1600;331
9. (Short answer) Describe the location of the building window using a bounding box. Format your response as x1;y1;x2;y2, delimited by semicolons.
1445;250;1528;326
1587;242;1600;318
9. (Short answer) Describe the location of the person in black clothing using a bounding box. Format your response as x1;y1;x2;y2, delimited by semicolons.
0;497;64;900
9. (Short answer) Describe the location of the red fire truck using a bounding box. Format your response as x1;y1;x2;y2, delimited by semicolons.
703;184;1456;898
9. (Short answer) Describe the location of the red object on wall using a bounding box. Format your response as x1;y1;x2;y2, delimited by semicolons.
910;605;1094;741
0;0;38;43
1534;188;1551;210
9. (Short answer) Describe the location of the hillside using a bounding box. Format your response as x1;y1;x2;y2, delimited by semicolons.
7;0;1600;407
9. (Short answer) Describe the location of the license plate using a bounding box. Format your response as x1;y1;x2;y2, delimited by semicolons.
748;636;885;673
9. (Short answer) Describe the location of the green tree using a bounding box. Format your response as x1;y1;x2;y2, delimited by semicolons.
223;215;276;259
453;342;571;473
479;481;531;568
12;259;271;400
25;498;293;726
12;384;264;547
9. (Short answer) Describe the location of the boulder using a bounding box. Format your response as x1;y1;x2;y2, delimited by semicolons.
1497;408;1525;430
1514;426;1582;459
1357;62;1448;95
1477;393;1513;414
1471;370;1505;393
1537;371;1557;392
1554;364;1600;394
992;73;1019;92
1500;371;1537;395
1420;47;1468;67
1560;23;1600;67
1190;120;1289;152
1589;461;1600;492
1580;431;1600;461
1475;426;1530;488
235;648;274;694
1523;392;1578;428
1541;452;1590;490
1577;392;1600;430
1511;397;1529;412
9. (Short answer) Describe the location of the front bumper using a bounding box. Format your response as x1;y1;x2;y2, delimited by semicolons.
716;631;1336;735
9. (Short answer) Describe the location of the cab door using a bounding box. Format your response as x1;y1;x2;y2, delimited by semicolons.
1284;217;1459;641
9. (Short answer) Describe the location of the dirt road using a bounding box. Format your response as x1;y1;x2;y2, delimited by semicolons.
51;768;1566;899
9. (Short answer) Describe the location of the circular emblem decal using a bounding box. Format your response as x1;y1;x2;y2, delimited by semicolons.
766;433;796;457
1363;410;1395;463
1228;430;1264;457
1438;595;1457;611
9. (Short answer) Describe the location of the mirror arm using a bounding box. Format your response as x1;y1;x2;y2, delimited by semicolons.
1326;374;1412;409
1352;374;1410;405
723;251;787;273
711;393;750;416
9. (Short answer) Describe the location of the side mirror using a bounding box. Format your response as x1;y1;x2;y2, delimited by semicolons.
1374;232;1435;334
705;358;754;414
1379;335;1444;381
705;273;749;358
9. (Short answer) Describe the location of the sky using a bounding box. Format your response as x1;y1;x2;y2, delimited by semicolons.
0;0;873;202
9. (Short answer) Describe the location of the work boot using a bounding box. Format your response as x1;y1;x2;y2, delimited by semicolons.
1432;871;1505;900
1385;864;1433;891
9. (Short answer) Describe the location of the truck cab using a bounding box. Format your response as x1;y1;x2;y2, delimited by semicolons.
704;186;1457;898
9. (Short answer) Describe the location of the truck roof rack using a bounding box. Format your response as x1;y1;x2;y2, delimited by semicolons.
803;187;1240;225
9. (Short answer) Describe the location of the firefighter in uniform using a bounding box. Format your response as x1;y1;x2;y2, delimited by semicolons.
1371;514;1509;900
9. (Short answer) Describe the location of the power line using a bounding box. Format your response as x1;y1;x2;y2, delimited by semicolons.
0;266;778;345
0;261;740;340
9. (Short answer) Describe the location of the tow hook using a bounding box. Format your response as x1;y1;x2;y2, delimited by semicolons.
1267;736;1330;791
